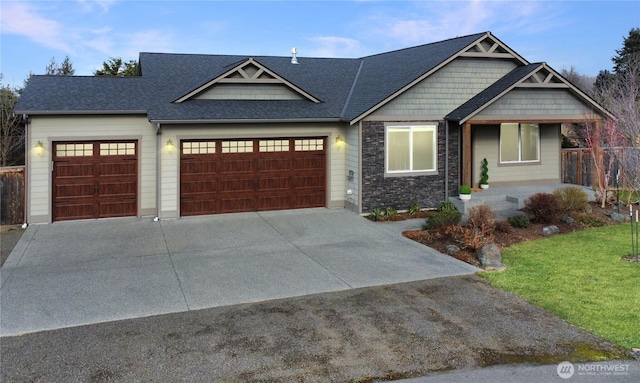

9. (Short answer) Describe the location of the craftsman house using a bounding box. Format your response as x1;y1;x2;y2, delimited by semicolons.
15;31;611;223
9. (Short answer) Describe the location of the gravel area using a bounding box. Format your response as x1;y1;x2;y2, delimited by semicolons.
0;275;627;383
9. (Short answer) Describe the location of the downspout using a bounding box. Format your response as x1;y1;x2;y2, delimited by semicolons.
21;114;29;228
444;120;449;201
154;123;161;221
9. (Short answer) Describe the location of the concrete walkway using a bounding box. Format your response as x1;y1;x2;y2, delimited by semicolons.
0;208;477;336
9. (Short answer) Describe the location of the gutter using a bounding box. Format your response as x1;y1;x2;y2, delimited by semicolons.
154;123;161;221
12;110;148;116
148;117;343;125
21;114;29;228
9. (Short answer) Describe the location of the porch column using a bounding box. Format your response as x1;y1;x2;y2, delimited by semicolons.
462;122;472;186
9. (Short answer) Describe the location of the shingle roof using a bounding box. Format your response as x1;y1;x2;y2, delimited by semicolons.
342;32;485;120
14;76;149;113
14;32;496;123
445;63;542;123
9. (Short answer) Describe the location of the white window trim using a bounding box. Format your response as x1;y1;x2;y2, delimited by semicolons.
385;124;438;176
499;123;540;164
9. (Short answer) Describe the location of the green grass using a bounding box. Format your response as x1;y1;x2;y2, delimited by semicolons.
480;224;640;349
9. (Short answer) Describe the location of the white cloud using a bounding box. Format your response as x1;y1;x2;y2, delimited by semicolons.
75;0;118;13
307;36;362;57
0;2;73;53
366;0;562;47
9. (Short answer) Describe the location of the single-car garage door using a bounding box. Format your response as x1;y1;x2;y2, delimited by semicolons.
52;141;138;221
180;137;326;216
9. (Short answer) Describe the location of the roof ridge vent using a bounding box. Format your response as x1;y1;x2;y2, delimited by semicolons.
291;47;298;64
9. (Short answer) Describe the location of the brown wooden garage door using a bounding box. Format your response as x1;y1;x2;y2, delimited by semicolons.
52;141;137;221
180;138;326;216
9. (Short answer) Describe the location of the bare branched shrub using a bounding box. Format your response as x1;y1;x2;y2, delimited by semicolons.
447;225;493;251
466;204;495;232
523;193;564;223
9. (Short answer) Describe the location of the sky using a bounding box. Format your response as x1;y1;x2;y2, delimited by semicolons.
0;0;638;89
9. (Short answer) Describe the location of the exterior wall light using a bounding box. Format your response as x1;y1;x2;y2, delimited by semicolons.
335;135;344;145
34;141;45;156
166;139;175;154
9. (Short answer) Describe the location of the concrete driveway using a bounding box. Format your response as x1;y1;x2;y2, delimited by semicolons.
0;208;478;337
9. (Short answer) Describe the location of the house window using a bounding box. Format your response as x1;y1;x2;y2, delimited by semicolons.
500;123;539;163
386;125;437;173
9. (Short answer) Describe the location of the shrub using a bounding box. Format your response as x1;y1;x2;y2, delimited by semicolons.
425;202;462;230
369;208;384;221
384;206;398;218
495;220;513;234
523;192;564;223
466;204;495;232
439;201;459;212
459;184;472;194
508;214;531;228
408;202;421;215
553;186;589;211
480;158;489;185
447;225;493;251
572;213;607;228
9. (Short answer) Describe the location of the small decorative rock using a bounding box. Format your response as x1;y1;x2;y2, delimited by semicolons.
561;216;575;224
445;244;461;255
583;204;593;214
477;243;505;271
542;225;560;236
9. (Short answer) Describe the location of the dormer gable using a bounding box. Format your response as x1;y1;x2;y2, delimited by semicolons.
174;58;320;103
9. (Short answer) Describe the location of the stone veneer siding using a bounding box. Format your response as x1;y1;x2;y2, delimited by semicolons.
361;121;459;212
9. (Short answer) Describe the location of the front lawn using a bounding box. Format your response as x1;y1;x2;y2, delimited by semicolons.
480;224;639;350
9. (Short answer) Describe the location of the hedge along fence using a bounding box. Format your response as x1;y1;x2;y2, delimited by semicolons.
0;166;25;225
562;148;640;190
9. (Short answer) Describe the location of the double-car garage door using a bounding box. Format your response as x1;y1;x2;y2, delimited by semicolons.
51;137;326;221
180;137;326;216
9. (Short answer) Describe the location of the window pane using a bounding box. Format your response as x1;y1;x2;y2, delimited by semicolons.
412;128;434;170
500;123;519;162
521;124;539;161
388;129;410;171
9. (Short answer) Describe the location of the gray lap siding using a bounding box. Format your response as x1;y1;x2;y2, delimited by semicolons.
361;121;459;213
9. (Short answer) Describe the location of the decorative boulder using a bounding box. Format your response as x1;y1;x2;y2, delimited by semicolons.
446;244;461;255
561;216;575;224
583;204;593;214
542;225;560;236
477;243;505;271
609;212;628;222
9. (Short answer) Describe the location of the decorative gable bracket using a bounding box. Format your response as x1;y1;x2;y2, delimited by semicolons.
459;32;527;63
174;58;320;103
516;65;569;88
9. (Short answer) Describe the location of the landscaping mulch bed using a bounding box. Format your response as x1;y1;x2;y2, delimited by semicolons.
401;202;621;267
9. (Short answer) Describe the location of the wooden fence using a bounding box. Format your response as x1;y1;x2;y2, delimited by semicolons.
0;166;25;225
561;148;592;186
562;148;639;189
